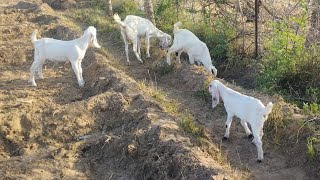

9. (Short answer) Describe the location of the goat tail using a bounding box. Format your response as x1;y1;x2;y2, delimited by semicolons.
31;30;38;44
113;13;127;29
264;102;273;115
173;22;182;33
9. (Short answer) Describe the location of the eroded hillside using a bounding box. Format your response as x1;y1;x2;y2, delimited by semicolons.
0;0;318;179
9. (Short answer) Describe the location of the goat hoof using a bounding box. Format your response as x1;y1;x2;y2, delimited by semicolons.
248;134;254;139
222;137;228;141
127;62;131;66
257;159;262;163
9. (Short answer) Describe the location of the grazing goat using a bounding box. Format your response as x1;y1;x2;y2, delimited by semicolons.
209;80;273;162
113;14;171;65
166;22;217;76
29;26;101;87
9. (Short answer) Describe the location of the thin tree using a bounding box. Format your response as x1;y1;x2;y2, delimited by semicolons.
144;0;156;24
106;0;113;17
254;0;261;58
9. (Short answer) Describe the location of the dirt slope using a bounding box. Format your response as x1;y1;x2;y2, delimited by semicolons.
0;0;317;180
0;1;241;179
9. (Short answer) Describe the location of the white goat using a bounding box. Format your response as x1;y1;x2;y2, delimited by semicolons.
166;22;217;76
209;80;273;162
29;26;101;87
113;14;171;65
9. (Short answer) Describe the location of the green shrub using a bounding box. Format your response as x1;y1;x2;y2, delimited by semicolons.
303;102;320;115
307;137;319;160
113;0;143;17
256;6;320;106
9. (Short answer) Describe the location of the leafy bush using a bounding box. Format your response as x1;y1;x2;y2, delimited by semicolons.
112;0;143;17
257;17;307;93
257;6;320;106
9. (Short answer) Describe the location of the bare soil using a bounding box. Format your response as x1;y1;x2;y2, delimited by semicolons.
0;1;318;180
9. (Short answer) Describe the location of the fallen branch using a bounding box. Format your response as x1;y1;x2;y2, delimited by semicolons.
296;118;320;143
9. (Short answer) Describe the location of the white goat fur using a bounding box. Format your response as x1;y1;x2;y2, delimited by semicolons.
166;22;217;76
29;26;101;87
209;80;273;162
113;14;171;65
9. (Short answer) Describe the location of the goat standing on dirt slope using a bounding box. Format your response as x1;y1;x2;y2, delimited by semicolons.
113;13;171;65
209;80;273;162
166;22;218;76
29;26;101;87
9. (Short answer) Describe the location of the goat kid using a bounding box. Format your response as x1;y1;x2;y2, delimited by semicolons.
29;26;101;87
166;22;217;76
209;80;273;162
113;14;171;65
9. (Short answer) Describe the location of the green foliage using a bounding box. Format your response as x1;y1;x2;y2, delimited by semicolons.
112;0;143;17
303;102;320;115
180;115;205;138
70;8;115;34
258;16;307;93
307;137;319;159
256;5;320;107
154;0;178;32
195;80;211;102
149;62;175;76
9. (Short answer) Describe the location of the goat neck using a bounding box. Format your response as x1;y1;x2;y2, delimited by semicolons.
74;31;91;51
216;82;227;102
154;28;166;38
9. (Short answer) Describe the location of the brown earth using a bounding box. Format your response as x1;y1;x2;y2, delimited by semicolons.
0;0;318;179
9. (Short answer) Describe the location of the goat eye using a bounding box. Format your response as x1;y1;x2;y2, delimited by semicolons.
209;85;212;87
213;97;216;101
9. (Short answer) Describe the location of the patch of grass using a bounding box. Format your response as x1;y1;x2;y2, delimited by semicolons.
137;80;241;169
265;102;285;134
307;137;319;160
68;8;116;34
180;115;205;138
148;62;176;76
138;80;204;139
303;102;320;116
195;79;211;102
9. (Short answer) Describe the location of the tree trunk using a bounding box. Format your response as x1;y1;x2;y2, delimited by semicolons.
306;0;320;46
254;0;261;59
144;0;156;24
310;0;319;29
106;0;113;17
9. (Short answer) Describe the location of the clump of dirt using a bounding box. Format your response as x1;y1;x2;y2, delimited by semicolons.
43;0;76;10
42;25;80;40
31;14;58;25
12;1;38;10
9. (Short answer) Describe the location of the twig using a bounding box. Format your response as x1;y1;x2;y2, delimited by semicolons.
236;146;243;165
296;118;319;143
108;172;113;180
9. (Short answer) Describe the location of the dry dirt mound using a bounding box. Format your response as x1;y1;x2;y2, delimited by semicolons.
0;1;244;179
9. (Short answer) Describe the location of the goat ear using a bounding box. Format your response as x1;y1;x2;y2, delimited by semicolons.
214;85;220;104
264;102;273;115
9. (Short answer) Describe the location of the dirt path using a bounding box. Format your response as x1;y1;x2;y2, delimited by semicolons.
0;0;315;179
